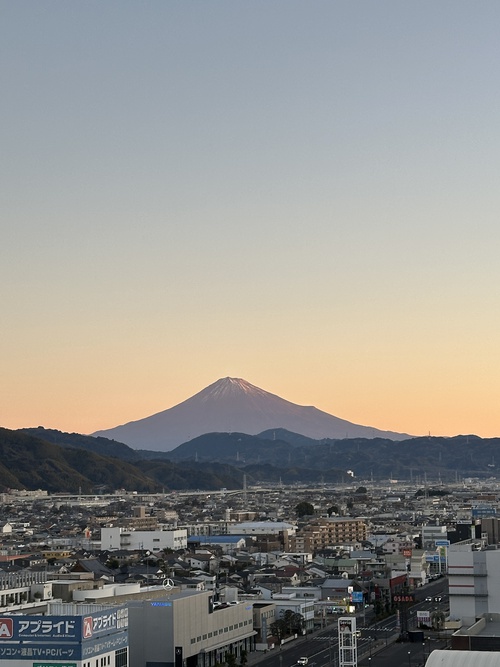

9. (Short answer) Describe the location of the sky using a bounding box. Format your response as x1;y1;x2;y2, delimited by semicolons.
2;1;500;438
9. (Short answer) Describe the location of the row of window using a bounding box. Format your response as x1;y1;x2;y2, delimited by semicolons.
82;654;111;667
190;619;251;644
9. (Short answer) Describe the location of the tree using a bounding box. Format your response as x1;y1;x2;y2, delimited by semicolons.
270;618;286;642
327;505;340;516
431;610;445;631
225;652;237;667
295;501;314;517
281;609;305;635
355;486;367;494
239;650;248;667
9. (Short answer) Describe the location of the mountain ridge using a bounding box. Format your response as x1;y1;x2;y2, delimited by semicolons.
92;377;412;451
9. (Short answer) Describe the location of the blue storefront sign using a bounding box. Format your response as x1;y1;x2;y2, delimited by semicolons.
0;608;129;660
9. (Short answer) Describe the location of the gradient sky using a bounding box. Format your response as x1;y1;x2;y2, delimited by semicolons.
2;1;500;438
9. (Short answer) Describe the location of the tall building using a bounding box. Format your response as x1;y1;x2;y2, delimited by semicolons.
448;542;500;626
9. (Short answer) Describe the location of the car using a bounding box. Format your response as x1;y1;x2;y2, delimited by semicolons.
434;596;442;602
297;658;308;665
425;596;433;602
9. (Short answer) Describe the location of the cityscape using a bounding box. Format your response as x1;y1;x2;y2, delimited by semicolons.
0;466;499;667
3;3;500;667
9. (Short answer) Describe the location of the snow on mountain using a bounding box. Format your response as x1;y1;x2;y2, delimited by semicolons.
92;377;411;451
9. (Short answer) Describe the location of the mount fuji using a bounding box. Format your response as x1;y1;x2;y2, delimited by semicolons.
92;377;411;451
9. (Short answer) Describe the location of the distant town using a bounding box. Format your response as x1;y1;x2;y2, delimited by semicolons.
1;476;499;667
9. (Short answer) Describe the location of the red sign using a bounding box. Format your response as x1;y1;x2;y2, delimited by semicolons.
83;617;93;638
0;618;13;639
403;549;412;558
393;594;415;603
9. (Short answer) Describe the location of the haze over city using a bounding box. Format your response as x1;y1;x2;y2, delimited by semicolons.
3;2;500;439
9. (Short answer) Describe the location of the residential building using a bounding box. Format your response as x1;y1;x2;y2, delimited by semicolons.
289;518;367;553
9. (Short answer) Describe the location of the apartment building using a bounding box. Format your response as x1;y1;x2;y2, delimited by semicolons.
289;518;367;553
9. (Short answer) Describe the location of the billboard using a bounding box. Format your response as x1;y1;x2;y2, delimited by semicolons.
0;607;128;642
0;607;128;667
417;611;431;626
393;594;415;603
338;617;356;634
0;631;128;661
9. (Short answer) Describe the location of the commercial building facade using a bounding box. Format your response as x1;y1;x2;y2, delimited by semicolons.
448;543;500;626
100;527;187;553
0;603;128;667
128;590;255;667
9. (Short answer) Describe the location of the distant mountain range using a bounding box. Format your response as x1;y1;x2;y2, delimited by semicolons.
4;426;500;493
92;377;412;451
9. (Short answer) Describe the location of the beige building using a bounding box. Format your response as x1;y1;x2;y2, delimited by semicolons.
289;518;367;553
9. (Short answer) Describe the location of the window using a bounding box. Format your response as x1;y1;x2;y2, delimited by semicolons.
115;648;127;667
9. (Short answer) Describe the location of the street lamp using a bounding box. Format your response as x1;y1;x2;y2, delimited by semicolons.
422;641;426;662
408;650;411;667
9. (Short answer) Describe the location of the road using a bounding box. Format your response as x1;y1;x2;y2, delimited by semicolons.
248;578;449;667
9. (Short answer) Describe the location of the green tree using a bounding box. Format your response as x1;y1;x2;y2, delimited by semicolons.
431;610;445;631
295;501;314;517
239;650;248;667
225;652;237;667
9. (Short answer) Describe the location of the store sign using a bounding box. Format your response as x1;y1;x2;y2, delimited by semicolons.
338;617;356;634
393;594;415;603
0;607;128;642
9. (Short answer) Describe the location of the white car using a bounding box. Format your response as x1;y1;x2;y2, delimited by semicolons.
297;658;308;665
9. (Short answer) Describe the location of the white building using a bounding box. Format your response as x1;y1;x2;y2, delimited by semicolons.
448;542;500;626
101;527;187;552
227;521;296;536
271;593;315;634
421;524;448;549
